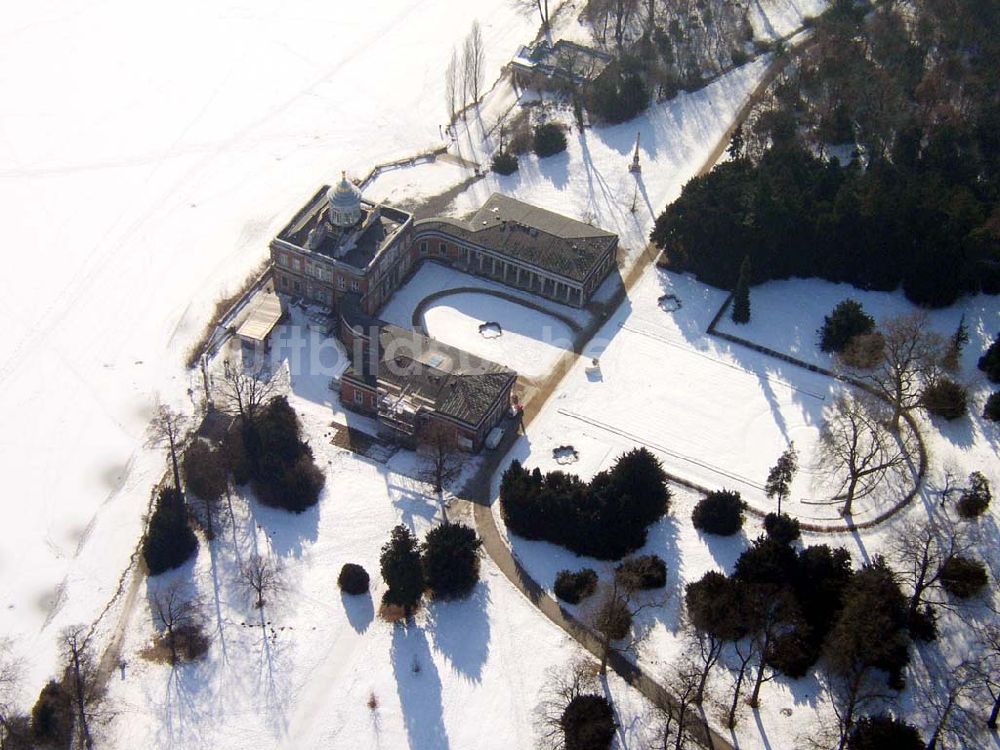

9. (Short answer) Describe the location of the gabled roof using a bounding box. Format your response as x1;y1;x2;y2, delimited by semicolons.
415;193;617;283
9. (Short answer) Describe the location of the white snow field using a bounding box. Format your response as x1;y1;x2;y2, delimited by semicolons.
102;385;656;749
491;262;1000;749
0;0;551;704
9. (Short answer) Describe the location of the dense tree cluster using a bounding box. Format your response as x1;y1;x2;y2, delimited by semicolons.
652;140;1000;307
691;489;746;536
847;714;926;750
143;487;198;576
582;57;650;124
499;448;670;559
554;569;599;604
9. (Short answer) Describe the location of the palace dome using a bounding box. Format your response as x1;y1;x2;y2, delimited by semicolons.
327;172;362;227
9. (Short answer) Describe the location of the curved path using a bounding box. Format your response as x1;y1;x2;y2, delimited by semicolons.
466;30;829;750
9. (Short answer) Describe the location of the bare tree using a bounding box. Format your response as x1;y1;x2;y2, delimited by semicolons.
612;0;640;49
216;361;277;427
148;404;189;492
60;625;101;750
0;639;24;748
843;312;946;432
764;442;798;515
974;618;1000;729
650;655;704;750
889;514;972;619
748;588;801;709
445;47;459;123
469;21;486;105
239;552;283;609
460;35;474;119
150;582;206;665
820;661;894;750
418;422;462;516
182;439;227;539
918;659;981;750
817;394;913;516
586;576;664;675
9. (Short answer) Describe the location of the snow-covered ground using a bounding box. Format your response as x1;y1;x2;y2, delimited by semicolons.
490;262;1000;749
102;383;655;749
0;0;548;699
748;0;827;40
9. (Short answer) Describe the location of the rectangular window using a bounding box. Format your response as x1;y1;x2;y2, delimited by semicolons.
438;242;446;255
351;280;360;292
293;280;301;293
338;276;346;290
353;390;363;405
420;241;428;255
277;254;288;267
281;275;289;289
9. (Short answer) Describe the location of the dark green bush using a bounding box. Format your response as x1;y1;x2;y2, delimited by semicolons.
560;694;616;750
819;300;875;353
533;122;567;157
422;523;482;599
940;556;988;599
763;512;801;545
31;680;72;749
984;391;1000;421
554;569;598;604
615;554;667;590
338;563;370;595
921;378;968;420
143;487;198;576
957;472;991;518
491;150;519;175
847;714;926;750
692;490;746;536
979;335;1000;382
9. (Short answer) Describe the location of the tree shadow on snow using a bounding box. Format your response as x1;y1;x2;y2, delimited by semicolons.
244;486;320;561
391;624;450;749
425;582;491;682
538;149;570;191
341;590;375;634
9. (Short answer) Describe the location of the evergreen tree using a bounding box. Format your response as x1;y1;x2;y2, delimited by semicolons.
379;525;424;616
731;255;751;324
819;300;876;353
421;523;482;599
942;314;969;371
978;334;1000;383
727;123;745;161
764;443;798;515
143;487;198;576
847;714;926;750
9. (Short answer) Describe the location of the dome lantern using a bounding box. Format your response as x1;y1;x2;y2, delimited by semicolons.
327;171;362;227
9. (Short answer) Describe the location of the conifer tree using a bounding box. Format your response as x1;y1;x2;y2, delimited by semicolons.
379;525;424;617
143;487;198;576
732;256;751;324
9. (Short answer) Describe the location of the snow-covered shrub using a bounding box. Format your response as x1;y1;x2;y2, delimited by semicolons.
763;512;801;545
957;472;991;518
560;694;616;750
921;377;968;420
615;555;667;591
554;569;598;604
491;150;518;175
533;122;567;157
939;556;988;599
692;490;746;536
338;563;370;596
819;299;875;354
421;523;481;600
984;391;1000;422
143;487;198;576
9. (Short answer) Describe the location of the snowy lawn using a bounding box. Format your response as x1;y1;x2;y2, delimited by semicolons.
102;385;655;750
422;294;576;380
